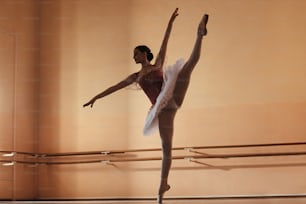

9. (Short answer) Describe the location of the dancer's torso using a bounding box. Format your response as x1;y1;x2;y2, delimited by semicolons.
138;69;163;105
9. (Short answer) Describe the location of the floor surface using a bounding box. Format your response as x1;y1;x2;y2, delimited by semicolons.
2;197;306;204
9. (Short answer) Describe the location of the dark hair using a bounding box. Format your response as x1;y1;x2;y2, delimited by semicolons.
135;45;154;61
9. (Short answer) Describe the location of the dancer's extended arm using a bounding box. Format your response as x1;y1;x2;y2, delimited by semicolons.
154;8;179;68
83;73;137;108
134;8;179;80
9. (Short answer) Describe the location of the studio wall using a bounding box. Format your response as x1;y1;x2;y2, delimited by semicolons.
1;0;306;200
37;0;131;198
0;0;39;199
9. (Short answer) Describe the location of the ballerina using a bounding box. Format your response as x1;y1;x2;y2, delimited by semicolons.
83;8;209;203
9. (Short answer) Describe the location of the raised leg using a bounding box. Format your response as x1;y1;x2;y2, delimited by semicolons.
156;14;209;203
173;14;208;107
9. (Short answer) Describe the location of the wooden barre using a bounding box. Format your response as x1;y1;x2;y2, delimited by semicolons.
2;141;306;160
50;150;306;164
0;151;37;157
25;141;306;157
2;151;306;166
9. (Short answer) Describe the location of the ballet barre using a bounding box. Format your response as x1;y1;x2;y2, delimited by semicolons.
1;141;306;166
7;141;306;157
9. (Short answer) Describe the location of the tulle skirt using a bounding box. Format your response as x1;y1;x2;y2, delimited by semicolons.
143;58;185;136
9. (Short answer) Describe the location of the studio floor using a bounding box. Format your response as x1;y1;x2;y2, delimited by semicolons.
2;197;306;204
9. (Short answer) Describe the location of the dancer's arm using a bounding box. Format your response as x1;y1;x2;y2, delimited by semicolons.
83;73;138;108
154;8;179;68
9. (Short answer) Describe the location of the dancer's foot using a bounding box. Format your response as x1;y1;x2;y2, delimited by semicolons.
198;14;209;36
157;184;170;203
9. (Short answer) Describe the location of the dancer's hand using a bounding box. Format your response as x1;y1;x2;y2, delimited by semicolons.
169;8;179;23
83;98;96;108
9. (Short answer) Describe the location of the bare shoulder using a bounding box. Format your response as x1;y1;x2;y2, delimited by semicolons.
125;72;139;83
147;64;162;72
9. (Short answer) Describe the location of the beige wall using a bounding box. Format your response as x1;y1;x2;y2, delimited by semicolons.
0;0;39;200
121;0;306;198
0;30;15;200
38;0;131;198
1;0;306;200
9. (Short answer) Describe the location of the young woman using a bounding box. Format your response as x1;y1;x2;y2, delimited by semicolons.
83;8;209;203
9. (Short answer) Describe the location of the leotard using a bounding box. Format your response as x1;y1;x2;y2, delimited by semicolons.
139;58;185;135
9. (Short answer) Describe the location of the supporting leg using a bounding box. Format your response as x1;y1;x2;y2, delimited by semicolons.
157;108;177;203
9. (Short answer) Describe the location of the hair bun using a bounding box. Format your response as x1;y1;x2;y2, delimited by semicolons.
147;52;154;61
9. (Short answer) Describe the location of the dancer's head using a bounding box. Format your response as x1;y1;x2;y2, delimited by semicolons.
134;45;154;63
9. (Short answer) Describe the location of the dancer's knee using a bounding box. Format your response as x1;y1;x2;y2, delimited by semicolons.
162;154;172;166
179;61;196;78
162;143;172;154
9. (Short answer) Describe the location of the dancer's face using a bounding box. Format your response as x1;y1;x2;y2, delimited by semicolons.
133;48;147;64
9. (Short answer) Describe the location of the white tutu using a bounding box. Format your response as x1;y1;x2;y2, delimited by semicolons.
143;58;185;136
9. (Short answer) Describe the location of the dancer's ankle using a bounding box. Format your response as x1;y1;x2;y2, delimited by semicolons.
159;183;170;194
157;184;170;204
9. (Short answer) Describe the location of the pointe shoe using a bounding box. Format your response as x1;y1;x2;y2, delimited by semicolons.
157;184;170;203
198;14;209;36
